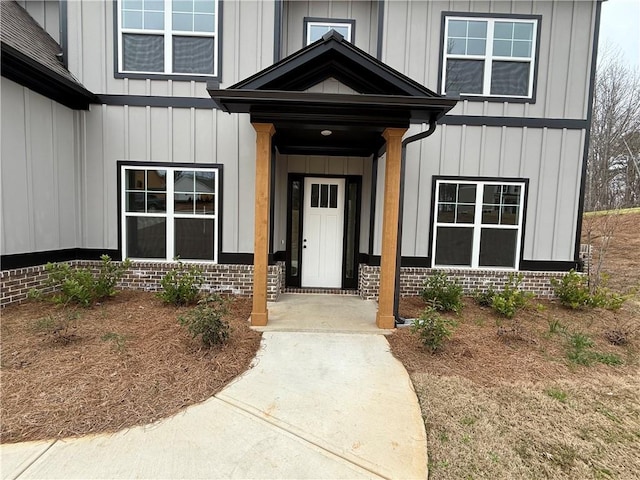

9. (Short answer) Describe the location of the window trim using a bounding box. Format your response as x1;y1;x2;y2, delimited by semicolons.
303;17;355;46
430;177;528;270
118;161;223;263
438;11;542;103
113;0;223;82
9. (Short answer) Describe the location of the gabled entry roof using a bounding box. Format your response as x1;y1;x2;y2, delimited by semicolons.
208;31;457;156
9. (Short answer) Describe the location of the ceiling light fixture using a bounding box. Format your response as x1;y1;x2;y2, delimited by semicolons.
321;129;332;136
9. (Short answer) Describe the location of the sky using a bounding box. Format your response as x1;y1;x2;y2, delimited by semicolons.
599;0;640;69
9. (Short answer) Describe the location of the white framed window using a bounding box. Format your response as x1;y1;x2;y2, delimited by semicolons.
441;15;538;98
305;19;353;45
432;179;526;269
117;0;219;76
121;165;219;262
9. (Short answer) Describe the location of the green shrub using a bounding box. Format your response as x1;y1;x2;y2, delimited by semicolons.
473;288;495;307
421;272;464;313
411;307;457;353
45;256;130;307
551;269;626;310
489;274;533;318
178;295;229;347
566;332;623;366
157;261;204;305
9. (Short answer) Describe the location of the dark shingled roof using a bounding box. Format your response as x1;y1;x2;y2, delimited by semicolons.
1;0;96;109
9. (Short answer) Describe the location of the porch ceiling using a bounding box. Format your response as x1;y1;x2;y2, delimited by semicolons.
208;30;457;157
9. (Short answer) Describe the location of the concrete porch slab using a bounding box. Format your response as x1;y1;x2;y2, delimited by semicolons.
256;294;382;333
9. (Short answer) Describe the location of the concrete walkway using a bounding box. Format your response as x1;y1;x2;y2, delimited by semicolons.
1;301;427;479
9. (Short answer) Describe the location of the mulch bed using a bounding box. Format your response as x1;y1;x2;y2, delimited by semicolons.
392;296;639;386
0;291;260;444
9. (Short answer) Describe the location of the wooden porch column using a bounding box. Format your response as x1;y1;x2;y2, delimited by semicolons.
376;127;407;329
251;123;275;326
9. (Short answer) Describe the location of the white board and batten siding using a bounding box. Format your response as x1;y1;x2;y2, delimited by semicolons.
1;78;81;256
373;0;598;263
60;0;276;255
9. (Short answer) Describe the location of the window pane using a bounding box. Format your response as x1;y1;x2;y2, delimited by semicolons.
126;170;145;190
175;193;194;213
502;185;521;204
448;20;467;37
173;12;192;31
466;39;486;55
194;14;215;32
490;61;530;96
447;38;466;55
126;216;166;258
147;193;166;212
493;39;512;56
512;40;532;58
482;204;500;224
456;205;475;223
290;181;301;276
501;206;519;225
173;36;214;74
175;218;214;260
514;22;533;40
144;11;163;29
320;184;329;208
467;20;487;39
309;25;326;43
494;22;513;40
123;0;143;9
123;34;164;72
126;192;145;212
195;194;215;215
144;0;163;11
445;59;484;94
123;11;143;29
437;204;456;223
458;184;476;203
435;227;473;266
172;0;193;13
311;183;319;207
483;184;501;204
329;184;338;208
333;26;350;39
195;171;215;193
174;170;194;192
194;1;215;14
147;170;167;190
439;183;458;202
479;228;517;267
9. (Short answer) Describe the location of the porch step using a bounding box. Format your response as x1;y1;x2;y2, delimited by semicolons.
283;287;359;296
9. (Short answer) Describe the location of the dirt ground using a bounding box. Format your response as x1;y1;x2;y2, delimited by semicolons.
0;292;260;443
390;211;640;479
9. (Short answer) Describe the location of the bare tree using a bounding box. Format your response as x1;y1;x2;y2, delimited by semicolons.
586;45;640;211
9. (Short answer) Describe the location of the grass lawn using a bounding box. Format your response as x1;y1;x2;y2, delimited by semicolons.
391;212;640;480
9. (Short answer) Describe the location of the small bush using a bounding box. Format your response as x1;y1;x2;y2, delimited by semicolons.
490;274;533;318
33;311;81;344
411;307;457;353
178;294;229;347
421;272;464;313
157;261;204;305
45;255;130;307
473;288;495;307
566;332;623;366
551;269;625;310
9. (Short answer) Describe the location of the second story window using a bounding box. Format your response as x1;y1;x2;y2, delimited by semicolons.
118;0;218;77
441;15;539;99
304;18;354;45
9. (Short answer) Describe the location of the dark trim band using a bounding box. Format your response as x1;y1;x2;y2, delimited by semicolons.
439;115;588;130
97;94;217;109
1;248;120;271
376;0;384;60
363;256;578;272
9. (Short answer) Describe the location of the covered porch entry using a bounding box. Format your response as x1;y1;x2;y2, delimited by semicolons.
209;31;455;329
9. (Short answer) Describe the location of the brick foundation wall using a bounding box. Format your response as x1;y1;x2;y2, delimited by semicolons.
1;260;285;307
359;264;568;301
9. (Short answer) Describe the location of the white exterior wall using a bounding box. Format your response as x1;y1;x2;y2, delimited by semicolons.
16;0;60;43
1;78;81;255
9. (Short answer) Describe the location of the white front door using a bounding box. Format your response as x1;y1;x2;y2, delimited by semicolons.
301;177;345;288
